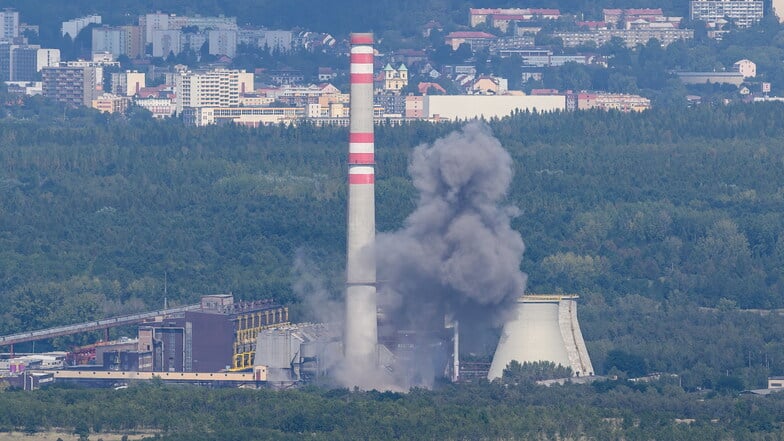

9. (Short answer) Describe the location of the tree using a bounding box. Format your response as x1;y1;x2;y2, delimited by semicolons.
605;350;648;377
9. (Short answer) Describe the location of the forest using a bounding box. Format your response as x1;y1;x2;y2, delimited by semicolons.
3;96;784;437
2;372;784;440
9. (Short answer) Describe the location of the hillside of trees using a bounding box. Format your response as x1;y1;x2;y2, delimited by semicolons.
3;99;784;388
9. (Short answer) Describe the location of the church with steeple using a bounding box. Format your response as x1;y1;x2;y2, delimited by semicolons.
383;63;408;93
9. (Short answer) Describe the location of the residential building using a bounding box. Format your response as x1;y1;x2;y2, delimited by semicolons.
9;44;37;81
690;0;763;28
1;44;57;82
576;92;651;112
62;15;101;39
676;71;745;86
134;97;176;118
152;30;182;58
42;65;102;107
141;12;171;46
37;49;60;72
92;93;132;113
140;12;237;46
92;27;125;58
375;93;406;116
183;106;304;127
405;95;425;118
491;36;537;55
0;9;19;41
111;70;146;96
551;28;693;47
417;82;447;95
469;8;561;28
4;81;42;96
260;30;293;53
208;29;237;57
174;68;253;114
445;31;496;50
604;8;662;24
472;76;508;95
733;59;756;77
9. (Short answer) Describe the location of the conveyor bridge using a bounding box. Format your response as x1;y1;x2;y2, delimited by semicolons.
0;304;201;348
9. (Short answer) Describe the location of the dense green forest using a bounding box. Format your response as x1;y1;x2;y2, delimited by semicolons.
2;377;784;440
3;89;784;439
3;99;784;388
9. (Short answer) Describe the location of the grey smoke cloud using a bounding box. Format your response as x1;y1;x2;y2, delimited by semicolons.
378;121;527;339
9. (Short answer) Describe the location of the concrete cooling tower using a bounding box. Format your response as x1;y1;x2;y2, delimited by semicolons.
488;295;593;380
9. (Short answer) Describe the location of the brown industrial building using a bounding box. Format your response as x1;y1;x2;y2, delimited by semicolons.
90;294;290;373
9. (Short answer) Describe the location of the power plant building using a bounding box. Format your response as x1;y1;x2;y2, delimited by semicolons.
253;323;341;383
137;294;289;372
488;295;593;380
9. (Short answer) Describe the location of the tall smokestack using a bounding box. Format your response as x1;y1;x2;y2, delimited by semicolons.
344;32;378;365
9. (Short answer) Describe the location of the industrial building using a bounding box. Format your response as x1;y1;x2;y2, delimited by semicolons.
137;294;288;372
253;323;341;383
488;295;593;380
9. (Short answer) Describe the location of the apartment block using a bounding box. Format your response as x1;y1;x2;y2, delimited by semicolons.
111;71;146;96
208;29;237;57
174;68;254;114
42;65;102;107
0;9;19;41
551;28;693;47
690;0;763;28
62;15;101;39
1;44;58;82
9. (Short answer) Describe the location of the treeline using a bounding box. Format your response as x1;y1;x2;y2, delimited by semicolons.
1;377;784;440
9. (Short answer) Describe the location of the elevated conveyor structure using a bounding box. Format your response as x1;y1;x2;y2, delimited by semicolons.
0;304;201;348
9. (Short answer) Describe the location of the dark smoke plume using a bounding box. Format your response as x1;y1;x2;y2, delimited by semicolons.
377;122;527;385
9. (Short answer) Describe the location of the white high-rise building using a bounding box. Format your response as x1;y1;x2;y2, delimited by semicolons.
260;30;293;53
142;12;171;46
0;9;19;41
174;68;253;114
690;0;764;28
62;15;101;39
36;48;60;71
152;29;182;58
92;27;125;58
208;29;237;57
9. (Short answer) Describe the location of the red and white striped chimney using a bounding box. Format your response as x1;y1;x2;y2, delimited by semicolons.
344;32;378;364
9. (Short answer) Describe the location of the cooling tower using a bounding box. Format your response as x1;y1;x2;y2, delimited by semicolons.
487;295;593;380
